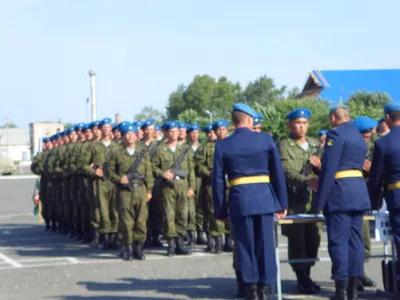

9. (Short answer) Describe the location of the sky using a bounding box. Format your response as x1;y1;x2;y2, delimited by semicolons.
1;0;400;128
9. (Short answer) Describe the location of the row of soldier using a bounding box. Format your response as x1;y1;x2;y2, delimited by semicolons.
31;110;390;298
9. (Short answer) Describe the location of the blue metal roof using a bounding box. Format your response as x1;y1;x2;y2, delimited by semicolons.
302;69;400;102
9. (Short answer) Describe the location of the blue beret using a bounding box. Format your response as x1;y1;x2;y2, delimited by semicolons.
317;129;328;136
74;122;85;131
120;123;137;135
133;120;144;128
353;116;377;133
286;108;311;120
50;136;55;141
100;118;112;127
89;121;101;129
81;123;89;132
66;127;75;134
378;117;385;124
59;131;66;137
55;133;61;139
203;123;213;133
155;124;161;131
165;121;179;131
232;103;258;118
253;113;263;125
42;137;49;143
384;102;400;114
141;119;155;129
212;119;229;130
112;124;119;131
187;123;200;132
329;104;349;115
178;121;188;129
117;121;130;131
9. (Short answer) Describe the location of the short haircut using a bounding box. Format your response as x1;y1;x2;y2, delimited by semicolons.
332;108;350;121
231;111;248;125
388;112;400;122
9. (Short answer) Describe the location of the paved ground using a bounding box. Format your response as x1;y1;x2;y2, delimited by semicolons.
0;177;393;300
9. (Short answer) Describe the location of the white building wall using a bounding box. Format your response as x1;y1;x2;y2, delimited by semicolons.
0;145;30;161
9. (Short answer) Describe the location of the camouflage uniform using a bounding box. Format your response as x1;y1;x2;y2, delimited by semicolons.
151;142;195;256
107;146;154;259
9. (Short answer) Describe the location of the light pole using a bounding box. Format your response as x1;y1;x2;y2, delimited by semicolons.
88;70;97;121
205;110;213;124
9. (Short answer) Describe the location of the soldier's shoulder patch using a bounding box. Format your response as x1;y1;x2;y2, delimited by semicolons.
326;139;334;146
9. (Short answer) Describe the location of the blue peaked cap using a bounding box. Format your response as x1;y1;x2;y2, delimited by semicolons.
187;123;200;132
120;122;137;135
353;116;377;133
232;103;258;118
286;108;311;120
317;129;328;136
212;119;229;130
384;102;400;114
141;119;155;129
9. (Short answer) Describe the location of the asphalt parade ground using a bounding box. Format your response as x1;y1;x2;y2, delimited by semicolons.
0;177;390;299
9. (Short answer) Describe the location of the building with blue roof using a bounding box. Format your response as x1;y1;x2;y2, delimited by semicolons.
297;69;400;102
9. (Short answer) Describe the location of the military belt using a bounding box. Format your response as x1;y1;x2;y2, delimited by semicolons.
388;181;400;191
229;175;270;187
334;170;363;179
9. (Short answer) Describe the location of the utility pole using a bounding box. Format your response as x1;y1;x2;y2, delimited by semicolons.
88;70;97;121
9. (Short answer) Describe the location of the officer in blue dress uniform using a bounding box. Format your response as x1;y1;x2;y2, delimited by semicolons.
315;105;371;300
212;103;288;300
368;103;400;299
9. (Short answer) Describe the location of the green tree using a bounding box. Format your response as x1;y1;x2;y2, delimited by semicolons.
134;105;165;123
346;91;391;120
166;84;186;119
64;123;75;129
177;109;209;127
244;75;287;106
0;122;18;128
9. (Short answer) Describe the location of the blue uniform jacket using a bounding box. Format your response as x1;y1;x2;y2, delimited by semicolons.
212;127;288;219
368;126;400;210
316;121;371;213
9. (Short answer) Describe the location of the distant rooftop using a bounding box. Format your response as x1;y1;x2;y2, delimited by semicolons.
297;69;400;102
0;128;30;146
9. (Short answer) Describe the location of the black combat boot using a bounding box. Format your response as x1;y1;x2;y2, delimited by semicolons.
122;244;133;260
75;222;83;241
215;235;223;254
175;236;191;255
51;219;58;232
196;231;207;245
68;222;77;238
206;234;215;252
347;278;359;300
134;241;146;260
44;219;51;232
110;233;118;249
234;271;245;298
244;284;259;300
306;266;321;291
188;230;196;247
102;234;110;250
167;238;176;257
360;274;376;287
152;231;163;248
257;284;273;300
90;229;100;247
223;233;234;252
295;270;316;294
330;280;348;300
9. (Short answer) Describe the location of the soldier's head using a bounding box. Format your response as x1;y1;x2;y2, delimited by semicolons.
377;117;388;135
112;124;121;140
317;129;328;146
203;124;216;141
353;116;377;143
155;125;163;141
133;121;144;140
99;118;112;139
60;131;69;144
89;121;102;139
286;108;310;138
212;120;229;140
46;139;53;150
178;122;187;141
120;123;138;146
384;103;400;129
231;103;257;130
329;105;350;128
142;119;156;140
187;124;200;143
165;121;179;142
67;127;78;143
253;114;263;133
